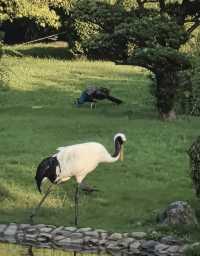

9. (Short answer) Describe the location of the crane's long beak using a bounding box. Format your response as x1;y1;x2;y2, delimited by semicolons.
120;145;124;161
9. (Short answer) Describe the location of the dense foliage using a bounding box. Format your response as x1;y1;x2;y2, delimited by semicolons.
0;0;74;42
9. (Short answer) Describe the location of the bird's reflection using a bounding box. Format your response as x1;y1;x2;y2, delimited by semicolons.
26;246;34;256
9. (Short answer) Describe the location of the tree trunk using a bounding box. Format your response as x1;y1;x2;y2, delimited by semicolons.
155;71;178;121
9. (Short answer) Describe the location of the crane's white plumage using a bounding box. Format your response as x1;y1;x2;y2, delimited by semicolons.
32;133;126;225
55;142;118;184
35;133;126;192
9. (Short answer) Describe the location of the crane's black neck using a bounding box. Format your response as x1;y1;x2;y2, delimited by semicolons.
112;137;123;158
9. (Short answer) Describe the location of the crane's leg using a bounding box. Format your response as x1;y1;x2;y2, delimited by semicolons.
29;184;53;224
74;183;80;227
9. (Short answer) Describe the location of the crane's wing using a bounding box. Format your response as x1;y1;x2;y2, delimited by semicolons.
56;146;66;152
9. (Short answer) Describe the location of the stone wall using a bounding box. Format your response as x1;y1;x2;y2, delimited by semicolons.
0;223;190;255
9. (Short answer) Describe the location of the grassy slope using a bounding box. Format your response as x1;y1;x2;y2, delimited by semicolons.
1;44;200;239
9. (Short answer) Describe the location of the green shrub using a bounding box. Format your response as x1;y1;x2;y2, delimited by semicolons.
184;243;200;256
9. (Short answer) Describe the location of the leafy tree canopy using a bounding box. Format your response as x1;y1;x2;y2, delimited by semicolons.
0;0;75;28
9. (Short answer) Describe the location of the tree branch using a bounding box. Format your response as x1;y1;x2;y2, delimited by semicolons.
187;20;200;35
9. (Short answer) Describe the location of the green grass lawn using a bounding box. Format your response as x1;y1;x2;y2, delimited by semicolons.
1;44;200;240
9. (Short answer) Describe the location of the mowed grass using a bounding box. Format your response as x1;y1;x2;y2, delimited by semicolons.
1;44;200;239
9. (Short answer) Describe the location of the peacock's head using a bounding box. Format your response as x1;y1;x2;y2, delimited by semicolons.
114;133;126;161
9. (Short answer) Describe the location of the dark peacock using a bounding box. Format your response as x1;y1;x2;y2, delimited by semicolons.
75;86;123;107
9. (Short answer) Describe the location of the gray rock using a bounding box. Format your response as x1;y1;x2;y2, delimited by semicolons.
64;227;77;232
25;234;37;241
16;231;24;242
141;240;158;250
100;232;108;239
39;232;52;239
26;228;37;234
106;241;121;250
160;235;184;245
155;243;169;252
53;235;66;241
131;231;147;239
39;227;53;233
70;232;83;239
166;245;180;253
117;237;134;247
78;227;92;232
54;237;71;245
84;230;99;238
55;230;73;236
19;224;31;230
98;239;107;246
51;226;64;234
34;224;46;228
109;233;123;240
0;225;7;233
129;241;141;249
4;224;17;236
70;238;83;245
157;201;198;226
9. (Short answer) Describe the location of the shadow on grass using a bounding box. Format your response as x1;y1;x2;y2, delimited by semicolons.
5;45;74;60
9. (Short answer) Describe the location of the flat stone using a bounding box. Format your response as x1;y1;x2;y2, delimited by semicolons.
131;232;146;239
54;237;71;246
55;230;72;236
106;242;121;250
84;231;99;238
16;232;24;242
78;227;92;232
26;228;37;234
100;232;108;239
51;226;64;234
70;232;83;239
37;237;48;242
109;233;123;240
128;248;140;254
4;224;17;236
53;235;66;241
64;227;77;232
70;238;84;245
19;224;31;230
39;232;52;239
122;233;129;238
155;243;169;252
98;239;107;246
117;237;134;247
160;236;183;245
141;240;158;250
34;224;46;228
39;227;53;233
129;241;141;249
86;238;99;246
25;234;37;241
167;245;180;253
0;225;7;233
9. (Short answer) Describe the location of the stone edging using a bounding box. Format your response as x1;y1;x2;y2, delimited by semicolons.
0;223;191;255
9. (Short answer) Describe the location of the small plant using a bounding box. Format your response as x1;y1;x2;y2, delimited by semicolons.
184;243;200;256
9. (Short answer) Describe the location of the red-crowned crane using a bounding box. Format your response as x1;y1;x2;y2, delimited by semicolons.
30;133;126;226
